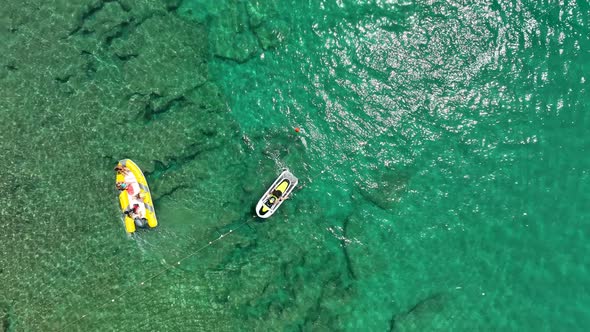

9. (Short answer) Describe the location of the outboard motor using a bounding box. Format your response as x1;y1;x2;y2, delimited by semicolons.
134;217;148;228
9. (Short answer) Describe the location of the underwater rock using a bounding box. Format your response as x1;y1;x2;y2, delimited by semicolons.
357;168;410;210
246;1;287;50
335;210;388;288
211;12;259;63
163;0;183;11
252;20;288;51
177;0;258;63
117;0;168;19
73;0;131;42
178;0;288;63
389;293;446;331
111;13;208;98
341;216;358;280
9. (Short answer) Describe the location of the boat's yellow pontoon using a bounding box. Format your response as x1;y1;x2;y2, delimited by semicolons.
115;159;158;233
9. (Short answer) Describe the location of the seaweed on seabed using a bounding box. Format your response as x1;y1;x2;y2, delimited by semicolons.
1;302;15;332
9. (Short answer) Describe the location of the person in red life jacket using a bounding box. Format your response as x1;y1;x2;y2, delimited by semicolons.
132;203;140;214
123;203;138;217
123;204;147;229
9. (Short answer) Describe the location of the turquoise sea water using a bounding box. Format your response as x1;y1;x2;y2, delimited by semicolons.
1;0;589;331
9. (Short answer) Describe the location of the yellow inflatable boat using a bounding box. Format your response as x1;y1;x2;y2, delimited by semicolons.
115;159;158;233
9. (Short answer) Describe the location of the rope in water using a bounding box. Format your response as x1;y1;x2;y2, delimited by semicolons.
28;216;208;312
24;226;143;306
59;142;364;330
60;218;251;331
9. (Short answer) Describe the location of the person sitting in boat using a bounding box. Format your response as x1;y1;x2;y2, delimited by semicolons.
114;164;129;175
123;204;148;228
123;207;133;218
123;203;140;216
130;204;147;228
133;203;140;213
116;182;128;191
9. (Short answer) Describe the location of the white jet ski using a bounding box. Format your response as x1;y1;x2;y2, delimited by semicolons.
255;170;298;218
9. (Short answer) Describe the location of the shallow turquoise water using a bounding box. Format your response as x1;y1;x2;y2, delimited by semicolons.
1;0;589;331
193;0;590;330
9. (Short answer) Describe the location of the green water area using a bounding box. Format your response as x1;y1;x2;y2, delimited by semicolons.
1;0;588;331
